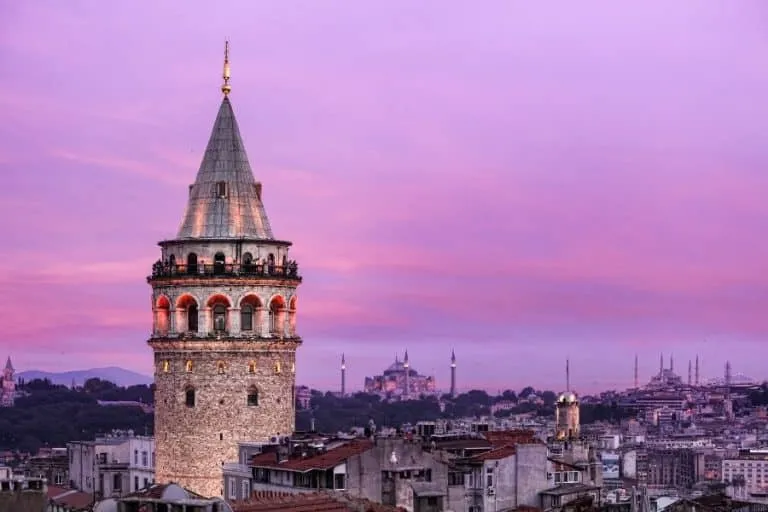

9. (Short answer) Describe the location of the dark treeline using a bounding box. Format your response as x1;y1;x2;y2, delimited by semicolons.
0;378;153;454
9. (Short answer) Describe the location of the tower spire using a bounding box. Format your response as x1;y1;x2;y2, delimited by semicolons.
566;358;570;392
341;353;346;397
688;360;692;386
695;355;700;386
450;349;457;398
634;354;638;389
659;353;663;376
222;40;231;96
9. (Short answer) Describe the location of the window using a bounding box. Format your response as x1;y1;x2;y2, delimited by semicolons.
185;388;196;407
214;252;226;275
143;478;149;489
216;181;227;198
448;471;464;486
248;361;257;374
486;467;493;488
241;479;251;500
113;473;122;492
187;253;198;274
241;305;253;331
142;451;148;467
213;304;227;332
151;452;155;468
217;361;226;374
134;476;139;491
134;449;138;465
168;254;176;270
162;360;170;373
187;305;198;332
228;477;237;500
242;252;254;272
247;388;259;406
185;360;194;372
334;473;346;490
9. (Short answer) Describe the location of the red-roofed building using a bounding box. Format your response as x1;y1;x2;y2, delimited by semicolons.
231;491;405;512
48;485;94;511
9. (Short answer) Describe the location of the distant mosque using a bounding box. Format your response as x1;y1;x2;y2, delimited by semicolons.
647;354;685;389
363;351;437;398
1;357;16;407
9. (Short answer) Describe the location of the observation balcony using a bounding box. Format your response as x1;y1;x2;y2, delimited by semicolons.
148;261;301;282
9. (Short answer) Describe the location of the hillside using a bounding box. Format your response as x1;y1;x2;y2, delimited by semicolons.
17;367;152;387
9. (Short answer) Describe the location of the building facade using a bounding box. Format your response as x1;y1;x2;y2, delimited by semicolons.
68;432;155;498
147;44;302;498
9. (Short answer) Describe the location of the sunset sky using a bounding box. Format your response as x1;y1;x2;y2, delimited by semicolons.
2;2;768;393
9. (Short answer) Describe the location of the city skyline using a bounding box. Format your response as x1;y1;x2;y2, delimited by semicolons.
2;2;768;392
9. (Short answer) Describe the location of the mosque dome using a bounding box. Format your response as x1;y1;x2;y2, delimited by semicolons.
557;391;578;404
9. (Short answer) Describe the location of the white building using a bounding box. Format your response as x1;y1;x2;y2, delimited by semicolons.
68;431;155;498
722;452;768;498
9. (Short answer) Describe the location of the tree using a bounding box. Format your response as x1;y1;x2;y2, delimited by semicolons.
520;386;535;398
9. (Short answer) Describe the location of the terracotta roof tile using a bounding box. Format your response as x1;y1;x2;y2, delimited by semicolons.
472;445;517;461
47;486;94;511
483;429;537;448
231;491;404;512
250;439;374;472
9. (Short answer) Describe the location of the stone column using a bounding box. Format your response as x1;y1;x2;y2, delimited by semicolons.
200;307;211;336
255;307;264;336
169;308;176;334
176;308;187;333
262;308;272;337
229;307;241;336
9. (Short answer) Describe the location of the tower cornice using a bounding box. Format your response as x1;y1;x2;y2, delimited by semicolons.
158;238;294;248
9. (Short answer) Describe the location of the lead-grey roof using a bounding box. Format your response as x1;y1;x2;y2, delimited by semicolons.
176;97;274;240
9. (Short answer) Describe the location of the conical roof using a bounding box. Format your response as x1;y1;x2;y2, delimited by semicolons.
5;357;13;372
176;97;274;240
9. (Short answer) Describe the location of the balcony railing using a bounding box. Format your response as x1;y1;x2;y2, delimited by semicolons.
149;261;300;281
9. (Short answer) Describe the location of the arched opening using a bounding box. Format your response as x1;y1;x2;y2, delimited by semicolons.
288;296;298;337
214;252;225;275
217;361;226;374
206;294;232;334
185;360;194;372
248;361;257;374
185;387;196;408
176;295;199;334
155;295;171;336
242;252;254;274
240;294;262;335
247;386;259;407
268;296;286;337
187;253;198;275
168;254;176;273
267;253;275;274
213;304;227;332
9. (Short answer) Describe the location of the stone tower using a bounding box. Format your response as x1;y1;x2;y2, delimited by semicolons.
449;349;456;397
147;43;302;498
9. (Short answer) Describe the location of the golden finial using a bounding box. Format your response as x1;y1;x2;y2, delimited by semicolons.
222;40;231;96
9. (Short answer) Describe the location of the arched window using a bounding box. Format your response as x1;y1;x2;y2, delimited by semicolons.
185;388;196;407
214;252;225;275
241;305;253;331
213;304;227;332
187;304;198;332
217;361;226;374
187;253;198;274
267;253;275;274
248;361;257;374
247;387;259;407
242;252;254;273
168;254;176;272
185;360;194;372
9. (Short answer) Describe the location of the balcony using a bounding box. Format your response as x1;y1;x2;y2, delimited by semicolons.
148;261;301;282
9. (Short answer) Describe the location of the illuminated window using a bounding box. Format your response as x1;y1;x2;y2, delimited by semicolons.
217;361;226;374
274;360;281;374
216;181;227;198
162;361;170;373
248;361;257;374
185;360;193;372
247;388;259;406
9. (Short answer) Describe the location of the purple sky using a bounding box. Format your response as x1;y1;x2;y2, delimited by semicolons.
2;2;768;393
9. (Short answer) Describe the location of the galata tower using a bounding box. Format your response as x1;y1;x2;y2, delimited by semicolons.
147;42;302;497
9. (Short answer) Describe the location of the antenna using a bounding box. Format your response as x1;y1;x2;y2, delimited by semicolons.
566;358;570;392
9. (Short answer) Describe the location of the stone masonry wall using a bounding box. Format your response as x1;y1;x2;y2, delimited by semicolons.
151;339;298;498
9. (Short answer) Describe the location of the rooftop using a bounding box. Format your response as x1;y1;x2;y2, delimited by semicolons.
231;491;404;512
250;439;374;472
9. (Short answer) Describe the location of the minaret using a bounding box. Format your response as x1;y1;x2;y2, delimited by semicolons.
670;354;674;373
634;355;638;389
725;361;732;386
341;353;346;397
566;358;570;391
403;350;410;398
688;360;692;386
147;42;302;498
450;349;456;398
695;355;700;386
659;353;663;376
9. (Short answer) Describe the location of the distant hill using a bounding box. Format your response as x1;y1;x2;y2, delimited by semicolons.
17;367;153;387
